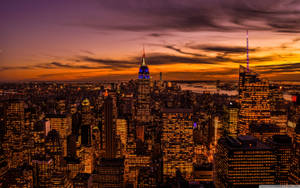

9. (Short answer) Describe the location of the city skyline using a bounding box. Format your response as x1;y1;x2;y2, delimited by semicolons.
2;0;300;81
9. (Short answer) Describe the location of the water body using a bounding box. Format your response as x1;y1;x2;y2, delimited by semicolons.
180;83;292;101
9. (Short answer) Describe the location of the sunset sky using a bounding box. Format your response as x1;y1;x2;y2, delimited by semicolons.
1;0;300;81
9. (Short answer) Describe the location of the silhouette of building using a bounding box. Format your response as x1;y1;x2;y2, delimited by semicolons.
266;135;292;184
103;94;116;159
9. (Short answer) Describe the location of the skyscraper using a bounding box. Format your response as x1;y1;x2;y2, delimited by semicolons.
103;94;116;159
238;31;271;135
215;136;276;187
266;135;292;184
223;101;238;137
238;65;271;135
136;49;151;123
161;108;194;181
3;100;25;168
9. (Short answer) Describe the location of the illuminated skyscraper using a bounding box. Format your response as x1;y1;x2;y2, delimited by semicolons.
215;136;276;187
223;101;238;137
238;32;271;135
161;108;194;181
3;100;25;168
238;65;271;135
136;49;151;123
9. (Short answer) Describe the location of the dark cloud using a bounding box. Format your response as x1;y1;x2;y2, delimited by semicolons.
256;62;300;74
187;44;257;56
148;33;170;37
164;45;205;57
87;0;300;33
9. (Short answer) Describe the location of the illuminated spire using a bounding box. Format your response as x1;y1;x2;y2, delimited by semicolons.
246;30;249;72
142;45;146;66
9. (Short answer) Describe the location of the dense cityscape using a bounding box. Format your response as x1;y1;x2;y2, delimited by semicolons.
2;1;300;188
0;45;300;187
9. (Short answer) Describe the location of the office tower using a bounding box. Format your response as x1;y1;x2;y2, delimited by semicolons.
93;158;124;188
3;100;25;168
161;108;194;181
46;114;72;156
238;65;271;135
103;94;116;159
215;136;276;187
116;118;127;156
81;98;92;147
136;49;151;123
223;101;238;137
238;32;271;135
45;129;62;170
32;155;54;187
266;135;292;184
72;173;92;188
290;119;300;184
31;120;46;158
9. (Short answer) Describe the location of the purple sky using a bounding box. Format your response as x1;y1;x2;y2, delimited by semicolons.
1;0;300;81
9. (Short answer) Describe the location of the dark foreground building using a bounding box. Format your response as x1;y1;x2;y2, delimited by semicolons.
215;136;276;187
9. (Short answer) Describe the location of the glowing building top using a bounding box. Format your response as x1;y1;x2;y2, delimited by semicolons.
138;48;150;79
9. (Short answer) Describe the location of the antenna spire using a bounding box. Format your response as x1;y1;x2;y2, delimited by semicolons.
142;45;146;66
246;30;249;72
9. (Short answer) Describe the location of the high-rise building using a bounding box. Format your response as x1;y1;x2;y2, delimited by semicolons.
238;65;271;135
215;136;276;187
266;135;292;184
46;114;72;157
103;94;116;159
161;108;194;181
116;118;127;157
223;101;238;138
136;50;151;123
45;129;62;170
3;100;25;168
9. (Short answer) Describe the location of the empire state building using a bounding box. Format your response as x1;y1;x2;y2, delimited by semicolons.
136;50;151;123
